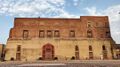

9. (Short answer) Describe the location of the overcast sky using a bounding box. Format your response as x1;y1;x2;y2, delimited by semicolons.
0;0;120;44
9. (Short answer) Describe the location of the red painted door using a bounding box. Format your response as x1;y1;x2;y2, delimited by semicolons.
42;43;54;60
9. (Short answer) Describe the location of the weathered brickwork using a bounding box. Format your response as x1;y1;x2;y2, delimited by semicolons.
5;16;116;61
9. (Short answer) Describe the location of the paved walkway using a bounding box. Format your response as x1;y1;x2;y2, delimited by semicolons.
0;60;120;67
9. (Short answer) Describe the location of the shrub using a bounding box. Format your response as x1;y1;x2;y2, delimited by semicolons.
71;56;75;60
38;57;42;60
10;57;14;61
54;57;58;60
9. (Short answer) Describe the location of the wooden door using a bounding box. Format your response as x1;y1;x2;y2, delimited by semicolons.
42;43;54;60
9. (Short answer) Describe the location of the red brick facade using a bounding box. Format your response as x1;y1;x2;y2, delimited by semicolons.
9;16;111;40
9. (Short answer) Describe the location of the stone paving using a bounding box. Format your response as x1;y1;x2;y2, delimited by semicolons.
0;60;120;67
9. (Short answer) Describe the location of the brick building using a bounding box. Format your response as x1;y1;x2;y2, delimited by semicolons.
5;16;116;61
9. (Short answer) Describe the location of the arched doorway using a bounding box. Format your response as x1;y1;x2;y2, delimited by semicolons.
42;43;54;60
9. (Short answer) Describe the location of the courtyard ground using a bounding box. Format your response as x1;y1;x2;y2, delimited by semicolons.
0;60;120;67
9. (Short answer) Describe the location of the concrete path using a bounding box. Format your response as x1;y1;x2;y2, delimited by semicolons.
0;60;120;67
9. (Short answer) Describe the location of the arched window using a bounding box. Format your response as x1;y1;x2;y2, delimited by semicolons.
69;30;75;37
102;45;106;50
23;30;29;39
89;45;92;51
75;45;79;51
87;22;92;28
54;30;60;37
39;30;45;38
87;30;93;38
17;45;21;52
47;30;52;37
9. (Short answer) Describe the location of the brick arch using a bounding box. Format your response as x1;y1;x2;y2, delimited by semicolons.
42;43;54;60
